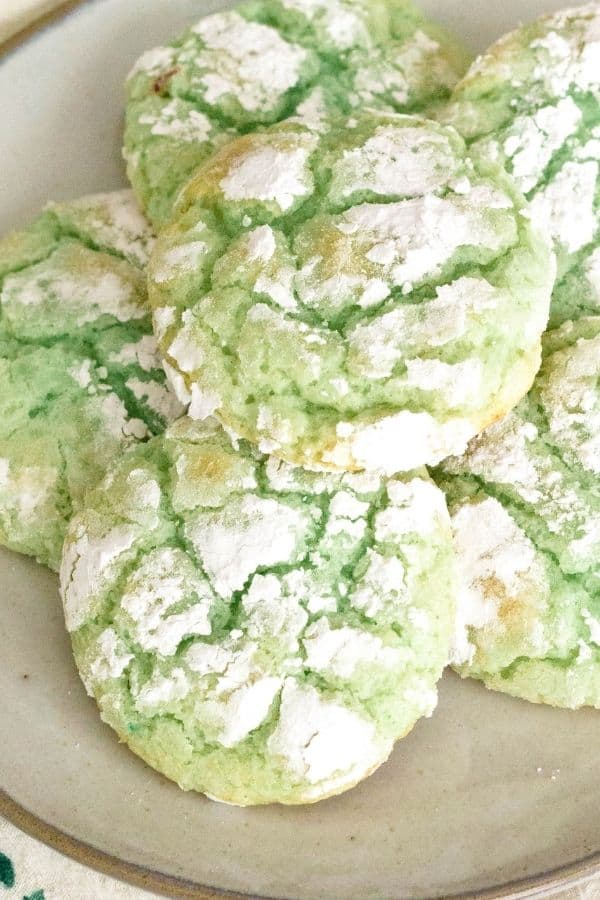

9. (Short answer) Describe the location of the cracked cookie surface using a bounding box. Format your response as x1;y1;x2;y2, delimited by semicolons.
61;416;455;805
436;317;600;709
124;0;471;225
0;191;183;570
148;111;554;475
439;4;600;327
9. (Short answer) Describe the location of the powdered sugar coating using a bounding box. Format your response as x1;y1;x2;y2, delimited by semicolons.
352;27;461;107
124;0;470;225
62;416;455;805
329;124;460;198
47;190;156;267
139;100;213;144
219;135;316;211
279;0;371;50
437;316;600;708
0;191;183;570
441;4;600;326
191;12;308;111
149;111;553;474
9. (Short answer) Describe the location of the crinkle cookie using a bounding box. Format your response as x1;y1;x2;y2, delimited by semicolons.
149;111;554;475
60;416;455;805
0;191;184;570
124;0;471;225
436;316;600;709
439;4;600;327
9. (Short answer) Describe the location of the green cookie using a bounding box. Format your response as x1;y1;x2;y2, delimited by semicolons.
61;417;455;805
124;0;471;225
439;4;600;327
436;317;600;709
0;191;183;570
148;111;554;475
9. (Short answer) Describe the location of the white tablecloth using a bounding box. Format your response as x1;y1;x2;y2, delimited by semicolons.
0;818;156;899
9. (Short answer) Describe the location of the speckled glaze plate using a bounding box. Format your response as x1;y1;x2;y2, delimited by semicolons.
1;1;600;897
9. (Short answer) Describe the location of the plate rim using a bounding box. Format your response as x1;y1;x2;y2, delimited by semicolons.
3;786;600;900
2;4;600;898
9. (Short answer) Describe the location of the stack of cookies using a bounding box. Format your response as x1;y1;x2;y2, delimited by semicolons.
1;0;599;806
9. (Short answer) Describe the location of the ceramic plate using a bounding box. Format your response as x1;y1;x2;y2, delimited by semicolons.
1;1;600;897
